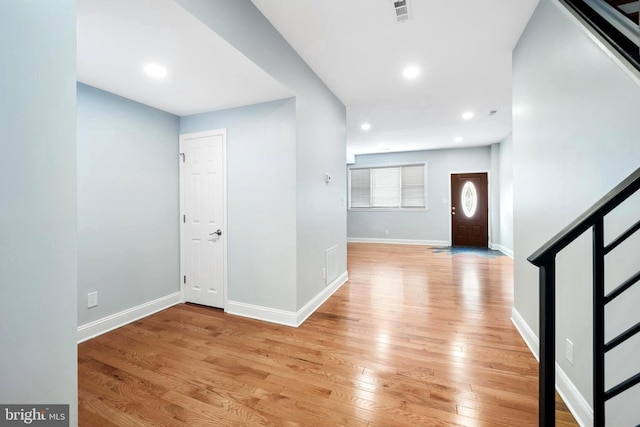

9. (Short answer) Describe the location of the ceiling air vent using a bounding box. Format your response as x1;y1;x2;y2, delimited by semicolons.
393;0;410;22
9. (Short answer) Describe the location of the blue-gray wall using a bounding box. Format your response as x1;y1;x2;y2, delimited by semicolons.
514;0;640;424
347;147;492;244
0;1;78;424
77;83;180;326
491;135;514;256
181;98;298;311
176;0;347;310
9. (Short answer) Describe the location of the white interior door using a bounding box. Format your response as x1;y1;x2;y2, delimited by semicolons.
180;130;226;309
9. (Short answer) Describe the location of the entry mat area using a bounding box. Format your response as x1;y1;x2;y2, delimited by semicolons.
430;246;506;258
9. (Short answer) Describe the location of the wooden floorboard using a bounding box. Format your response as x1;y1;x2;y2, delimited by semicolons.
78;243;578;426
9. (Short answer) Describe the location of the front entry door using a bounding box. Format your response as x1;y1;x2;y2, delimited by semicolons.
180;130;226;308
451;173;488;247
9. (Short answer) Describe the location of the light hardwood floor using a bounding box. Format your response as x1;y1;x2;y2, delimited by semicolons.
78;243;578;426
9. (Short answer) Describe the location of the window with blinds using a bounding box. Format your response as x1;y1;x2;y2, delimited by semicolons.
348;164;426;209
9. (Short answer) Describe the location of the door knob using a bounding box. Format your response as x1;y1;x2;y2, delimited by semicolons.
209;229;222;236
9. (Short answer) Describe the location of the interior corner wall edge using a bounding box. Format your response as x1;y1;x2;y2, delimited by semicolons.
180;98;298;312
77;82;180;327
498;134;514;254
0;2;78;424
513;0;640;424
175;0;348;313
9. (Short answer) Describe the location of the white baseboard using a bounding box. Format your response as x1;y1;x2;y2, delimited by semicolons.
511;307;540;361
556;363;594;427
226;271;349;327
296;271;349;326
347;237;449;246
511;308;593;427
225;300;298;326
77;292;181;343
490;243;514;258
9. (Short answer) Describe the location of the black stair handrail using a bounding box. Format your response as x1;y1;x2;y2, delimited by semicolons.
528;166;640;426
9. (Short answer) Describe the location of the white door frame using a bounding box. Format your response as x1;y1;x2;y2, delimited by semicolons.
179;129;228;308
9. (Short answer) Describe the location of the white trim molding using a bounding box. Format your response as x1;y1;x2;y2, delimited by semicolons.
226;271;349;327
297;271;349;325
511;307;540;361
556;363;594;427
490;243;514;258
511;307;593;427
347;238;449;246
77;292;181;343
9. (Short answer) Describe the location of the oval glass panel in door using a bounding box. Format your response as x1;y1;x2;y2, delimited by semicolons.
461;181;477;218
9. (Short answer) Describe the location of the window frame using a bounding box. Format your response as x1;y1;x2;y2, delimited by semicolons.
347;163;428;211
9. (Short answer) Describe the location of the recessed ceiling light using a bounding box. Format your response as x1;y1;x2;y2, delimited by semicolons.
403;66;420;79
144;63;168;79
453;137;463;143
462;111;474;120
361;123;371;131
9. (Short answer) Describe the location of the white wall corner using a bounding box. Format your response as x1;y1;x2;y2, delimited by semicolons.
490;243;514;258
296;271;348;326
226;271;349;327
511;307;540;361
77;292;182;343
556;363;594;427
347;238;450;246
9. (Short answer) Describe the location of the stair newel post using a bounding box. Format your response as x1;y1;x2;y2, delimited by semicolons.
539;258;556;427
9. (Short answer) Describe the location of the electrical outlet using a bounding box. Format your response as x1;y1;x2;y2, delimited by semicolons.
566;339;574;365
384;229;390;235
88;292;98;308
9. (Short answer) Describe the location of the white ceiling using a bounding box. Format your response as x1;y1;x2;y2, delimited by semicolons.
77;0;293;116
251;0;539;155
77;0;539;155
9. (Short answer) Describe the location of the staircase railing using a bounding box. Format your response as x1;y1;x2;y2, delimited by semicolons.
562;0;640;72
528;167;640;426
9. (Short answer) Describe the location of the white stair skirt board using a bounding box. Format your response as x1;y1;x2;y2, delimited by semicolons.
511;308;593;427
556;363;594;427
347;238;450;246
77;292;182;343
511;307;540;361
226;271;349;327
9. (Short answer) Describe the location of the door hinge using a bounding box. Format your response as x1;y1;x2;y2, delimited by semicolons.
183;214;186;223
183;275;186;284
180;153;185;163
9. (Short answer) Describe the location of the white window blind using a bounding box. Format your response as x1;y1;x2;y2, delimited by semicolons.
350;168;371;208
349;164;426;209
371;167;401;207
401;165;425;208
